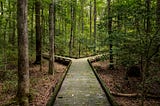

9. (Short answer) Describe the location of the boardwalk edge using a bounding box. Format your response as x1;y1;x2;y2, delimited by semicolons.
46;58;72;106
88;59;119;106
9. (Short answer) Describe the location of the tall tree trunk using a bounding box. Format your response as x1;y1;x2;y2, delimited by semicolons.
117;0;121;30
146;0;151;35
17;0;29;105
79;0;84;57
8;0;12;43
3;19;8;71
35;0;41;64
73;0;77;48
81;0;84;34
69;2;73;57
41;9;46;47
78;12;81;58
1;1;7;71
48;1;55;75
156;0;160;29
90;0;92;38
0;1;3;68
40;8;44;72
141;1;151;105
11;19;16;46
0;2;3;15
94;0;97;53
134;0;141;35
11;2;16;46
107;0;114;69
30;4;34;46
69;0;76;57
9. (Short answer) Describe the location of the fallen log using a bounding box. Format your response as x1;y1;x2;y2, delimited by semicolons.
110;91;140;97
42;53;70;65
110;91;160;99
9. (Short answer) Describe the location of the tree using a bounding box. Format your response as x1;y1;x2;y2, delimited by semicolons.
146;0;151;35
94;0;97;53
69;0;74;56
48;1;55;75
90;0;92;38
157;0;160;28
30;2;35;46
0;1;7;71
107;0;114;69
69;0;77;57
17;0;30;105
34;0;42;64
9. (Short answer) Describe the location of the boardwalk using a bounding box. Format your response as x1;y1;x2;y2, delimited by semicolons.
54;58;111;106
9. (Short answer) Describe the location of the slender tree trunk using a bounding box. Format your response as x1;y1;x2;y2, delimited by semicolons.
35;0;41;64
42;9;46;48
90;0;92;38
0;2;3;15
156;0;160;29
17;0;29;105
11;2;16;46
78;15;81;58
94;0;97;53
135;0;141;35
141;1;151;105
81;0;84;34
79;0;84;57
11;17;16;46
48;2;55;75
107;0;114;69
0;1;3;67
3;20;8;71
73;0;77;48
1;1;8;71
8;0;12;43
69;0;76;57
64;8;67;47
146;0;151;35
69;2;73;57
117;0;121;30
31;4;34;46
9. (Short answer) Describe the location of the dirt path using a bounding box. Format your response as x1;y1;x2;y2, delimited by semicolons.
54;58;111;106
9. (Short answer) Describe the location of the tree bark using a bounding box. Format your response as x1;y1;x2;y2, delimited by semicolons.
0;1;3;15
1;1;8;71
81;0;84;34
146;0;151;35
35;0;42;64
73;0;77;48
48;2;55;75
11;19;16;46
69;2;73;57
157;0;160;29
90;0;92;40
79;0;84;57
107;0;114;69
11;2;16;46
94;0;97;53
8;0;12;43
30;4;34;46
17;0;29;105
69;0;76;57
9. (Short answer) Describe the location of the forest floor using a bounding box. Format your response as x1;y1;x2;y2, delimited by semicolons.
92;60;160;106
0;59;67;106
